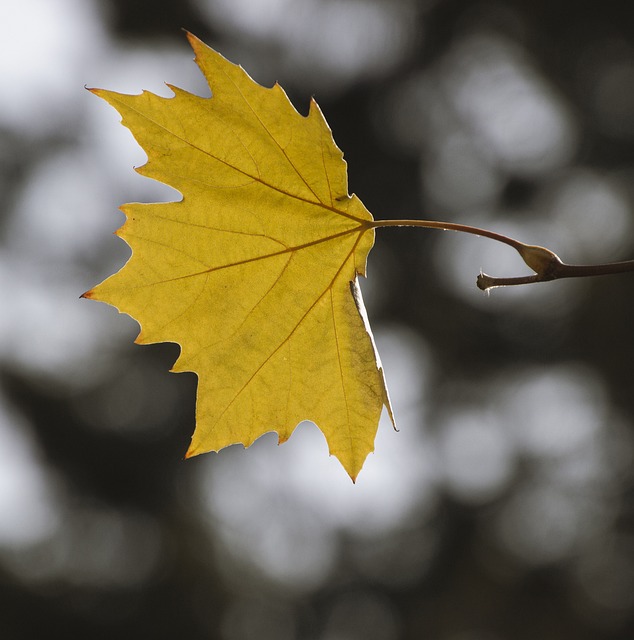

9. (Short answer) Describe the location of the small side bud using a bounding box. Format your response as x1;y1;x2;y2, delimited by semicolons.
517;244;563;279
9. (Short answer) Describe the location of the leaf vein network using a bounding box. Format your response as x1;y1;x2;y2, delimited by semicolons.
217;64;324;206
122;224;368;288
110;93;366;224
206;235;363;432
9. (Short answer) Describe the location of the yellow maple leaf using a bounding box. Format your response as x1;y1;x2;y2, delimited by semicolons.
84;33;394;480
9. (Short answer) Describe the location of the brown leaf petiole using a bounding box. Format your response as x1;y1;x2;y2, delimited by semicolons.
371;219;634;291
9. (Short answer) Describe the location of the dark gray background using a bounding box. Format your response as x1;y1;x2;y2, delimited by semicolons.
1;1;634;638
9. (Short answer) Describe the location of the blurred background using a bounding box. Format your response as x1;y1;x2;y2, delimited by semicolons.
1;0;634;638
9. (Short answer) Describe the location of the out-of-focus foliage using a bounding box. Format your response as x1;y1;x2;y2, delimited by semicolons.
1;1;634;639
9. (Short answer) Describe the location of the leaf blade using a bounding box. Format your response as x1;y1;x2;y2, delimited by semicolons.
87;34;393;479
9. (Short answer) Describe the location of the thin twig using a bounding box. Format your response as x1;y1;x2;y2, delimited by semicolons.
371;218;634;291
